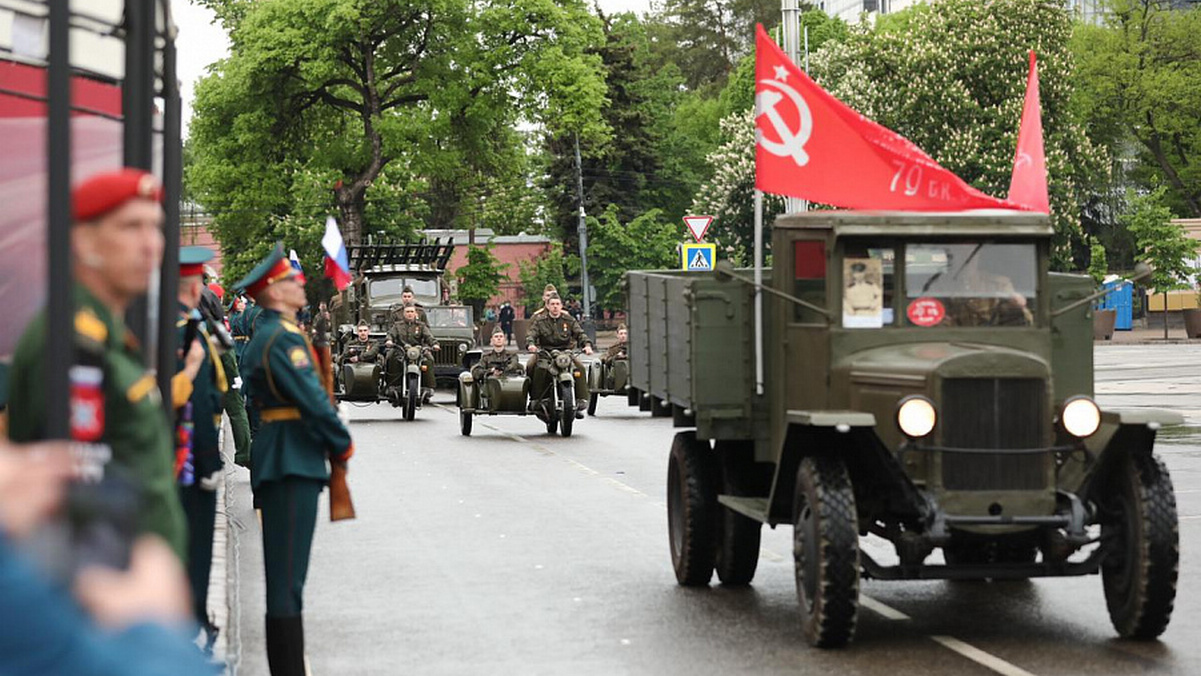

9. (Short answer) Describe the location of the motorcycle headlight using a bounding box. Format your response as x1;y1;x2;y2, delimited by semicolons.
896;396;937;439
1061;396;1101;438
554;353;571;369
406;346;421;361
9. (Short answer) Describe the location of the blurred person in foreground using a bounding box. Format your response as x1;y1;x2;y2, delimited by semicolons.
0;440;216;675
7;168;197;561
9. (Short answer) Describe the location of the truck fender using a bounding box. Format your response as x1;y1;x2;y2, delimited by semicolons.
765;410;927;527
1078;408;1183;501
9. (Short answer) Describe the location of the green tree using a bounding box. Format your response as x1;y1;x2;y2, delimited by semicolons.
810;0;1108;268
517;247;569;312
1122;186;1194;338
1072;1;1201;218
188;0;607;285
455;245;509;317
574;206;682;310
1088;237;1108;286
643;0;781;91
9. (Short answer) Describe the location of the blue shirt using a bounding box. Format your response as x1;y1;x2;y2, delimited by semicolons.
0;533;217;676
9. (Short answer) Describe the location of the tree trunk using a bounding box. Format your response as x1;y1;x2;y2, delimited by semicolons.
1163;291;1169;340
337;191;366;247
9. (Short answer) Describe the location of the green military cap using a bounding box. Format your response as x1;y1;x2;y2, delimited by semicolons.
233;242;303;297
180;246;214;278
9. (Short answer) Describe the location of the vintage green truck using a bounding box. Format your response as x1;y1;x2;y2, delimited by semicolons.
625;210;1180;648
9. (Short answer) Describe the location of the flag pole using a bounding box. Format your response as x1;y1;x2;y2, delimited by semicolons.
754;189;764;396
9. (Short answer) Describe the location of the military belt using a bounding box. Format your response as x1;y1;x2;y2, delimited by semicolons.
260;407;302;422
234;336;250;342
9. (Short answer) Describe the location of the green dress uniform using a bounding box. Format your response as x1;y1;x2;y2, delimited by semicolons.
526;311;591;407
175;300;227;632
230;306;250;362
236;244;353;676
221;349;253;467
7;284;187;560
385;318;437;392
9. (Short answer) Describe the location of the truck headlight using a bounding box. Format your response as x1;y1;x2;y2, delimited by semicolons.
458;343;468;353
897;396;937;439
1061;396;1101;438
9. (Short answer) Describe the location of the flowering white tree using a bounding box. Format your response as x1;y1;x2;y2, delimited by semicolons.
692;0;1108;269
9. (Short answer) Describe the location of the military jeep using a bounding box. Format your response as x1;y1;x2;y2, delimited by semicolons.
626;211;1180;648
330;241;480;388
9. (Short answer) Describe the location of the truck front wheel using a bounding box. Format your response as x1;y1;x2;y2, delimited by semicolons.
1102;453;1178;639
667;432;717;586
793;456;860;648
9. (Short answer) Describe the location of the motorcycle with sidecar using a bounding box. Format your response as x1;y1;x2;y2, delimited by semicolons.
585;351;629;416
457;348;584;437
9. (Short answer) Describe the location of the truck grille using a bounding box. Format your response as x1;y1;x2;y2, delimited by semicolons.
940;378;1046;491
434;340;464;367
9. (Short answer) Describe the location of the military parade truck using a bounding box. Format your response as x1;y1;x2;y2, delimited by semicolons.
626;210;1181;648
330;240;480;388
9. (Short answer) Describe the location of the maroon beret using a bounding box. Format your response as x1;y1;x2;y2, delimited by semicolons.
72;168;164;222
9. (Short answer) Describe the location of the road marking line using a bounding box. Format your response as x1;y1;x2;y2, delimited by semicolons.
1180;515;1201;521
930;636;1038;676
860;595;910;621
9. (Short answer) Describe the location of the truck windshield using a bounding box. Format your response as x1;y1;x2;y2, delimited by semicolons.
369;278;438;299
426;307;472;328
904;243;1037;327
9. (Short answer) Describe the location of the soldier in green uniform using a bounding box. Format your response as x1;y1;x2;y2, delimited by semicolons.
339;321;380;367
472;326;522;381
400;286;428;325
526;293;593;415
174;246;228;645
230;295;250;362
602;323;629;364
385;304;439;401
236;243;354;676
8;168;194;561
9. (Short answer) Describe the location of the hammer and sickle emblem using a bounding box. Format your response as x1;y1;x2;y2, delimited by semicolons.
1014;151;1033;170
755;78;814;167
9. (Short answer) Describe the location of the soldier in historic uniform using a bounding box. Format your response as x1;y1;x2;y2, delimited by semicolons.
385;304;438;401
174;246;228;647
526;293;593;415
8;168;195;561
399;286;428;325
530;283;557;319
472;326;521;382
602;323;629;364
235;243;354;676
230;295;250;361
943;251;1032;327
339;321;381;367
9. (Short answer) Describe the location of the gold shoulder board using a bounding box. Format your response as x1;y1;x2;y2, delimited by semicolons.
75;308;108;344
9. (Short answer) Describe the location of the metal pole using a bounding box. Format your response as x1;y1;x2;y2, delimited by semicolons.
157;4;181;412
45;0;73;439
781;0;806;215
753;190;764;396
123;0;154;346
574;134;592;318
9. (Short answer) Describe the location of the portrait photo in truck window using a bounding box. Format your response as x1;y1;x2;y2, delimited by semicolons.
843;258;884;328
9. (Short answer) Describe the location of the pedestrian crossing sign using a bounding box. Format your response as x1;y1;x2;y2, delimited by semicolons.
681;243;716;271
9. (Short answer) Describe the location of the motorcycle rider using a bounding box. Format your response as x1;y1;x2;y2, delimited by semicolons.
385;304;438;402
473;326;521;382
526;293;593;418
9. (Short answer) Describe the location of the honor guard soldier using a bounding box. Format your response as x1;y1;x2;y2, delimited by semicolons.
385;304;439;401
8;168;190;560
236;243;354;676
526;293;593;415
230;295;250;361
175;246;228;646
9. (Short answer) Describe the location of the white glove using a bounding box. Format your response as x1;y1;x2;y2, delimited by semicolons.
198;470;221;492
232;376;243;391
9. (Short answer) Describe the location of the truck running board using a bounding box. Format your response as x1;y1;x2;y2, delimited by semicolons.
717;495;770;523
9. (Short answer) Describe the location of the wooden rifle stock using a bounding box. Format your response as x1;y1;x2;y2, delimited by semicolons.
315;343;355;521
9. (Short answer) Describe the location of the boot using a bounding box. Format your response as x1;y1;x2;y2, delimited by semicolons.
265;614;306;676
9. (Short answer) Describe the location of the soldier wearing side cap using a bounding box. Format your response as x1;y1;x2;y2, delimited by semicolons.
235;243;354;676
8;168;193;561
174;246;228;647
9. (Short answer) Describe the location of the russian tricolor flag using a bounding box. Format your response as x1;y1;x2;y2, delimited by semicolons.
322;216;352;291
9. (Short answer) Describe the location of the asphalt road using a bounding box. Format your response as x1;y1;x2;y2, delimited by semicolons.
223;344;1201;675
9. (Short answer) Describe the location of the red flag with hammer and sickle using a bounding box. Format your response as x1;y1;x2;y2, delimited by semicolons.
753;24;1028;212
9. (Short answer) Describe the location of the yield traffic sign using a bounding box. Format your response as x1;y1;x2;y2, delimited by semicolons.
683;215;713;242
